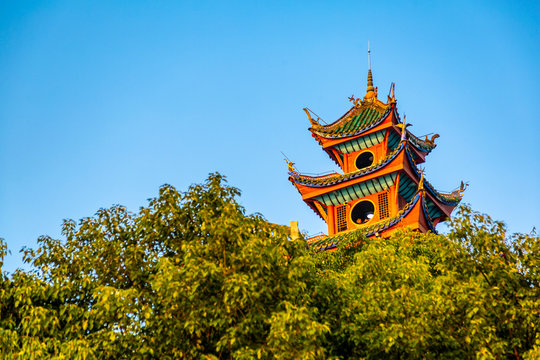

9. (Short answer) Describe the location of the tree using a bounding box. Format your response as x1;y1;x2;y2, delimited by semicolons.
0;174;538;359
311;207;539;359
1;174;328;359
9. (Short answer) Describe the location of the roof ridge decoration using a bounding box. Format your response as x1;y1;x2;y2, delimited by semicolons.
407;130;438;152
284;159;297;173
404;145;463;205
396;121;412;141
310;103;392;139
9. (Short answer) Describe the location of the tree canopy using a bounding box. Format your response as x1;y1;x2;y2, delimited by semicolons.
1;173;538;359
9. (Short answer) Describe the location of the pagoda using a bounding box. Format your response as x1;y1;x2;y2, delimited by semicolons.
288;50;465;250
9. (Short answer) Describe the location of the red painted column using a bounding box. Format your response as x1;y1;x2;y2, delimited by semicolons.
327;204;335;235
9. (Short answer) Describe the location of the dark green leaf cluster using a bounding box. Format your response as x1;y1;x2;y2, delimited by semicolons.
0;174;538;359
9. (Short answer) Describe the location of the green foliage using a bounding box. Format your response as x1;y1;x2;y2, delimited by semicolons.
0;174;538;359
310;207;539;359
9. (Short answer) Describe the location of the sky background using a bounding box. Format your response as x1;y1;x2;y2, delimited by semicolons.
1;0;539;272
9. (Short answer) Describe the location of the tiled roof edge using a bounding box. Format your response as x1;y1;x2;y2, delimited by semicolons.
290;141;404;187
310;105;392;139
407;131;437;153
404;146;462;206
310;192;422;251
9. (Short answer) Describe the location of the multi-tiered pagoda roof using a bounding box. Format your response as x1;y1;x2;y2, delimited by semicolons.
288;51;464;248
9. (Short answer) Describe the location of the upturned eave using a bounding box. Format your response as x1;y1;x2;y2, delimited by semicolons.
289;141;407;200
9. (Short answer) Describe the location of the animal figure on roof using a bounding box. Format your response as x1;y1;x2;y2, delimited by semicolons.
285;159;296;173
348;95;362;107
451;181;469;197
425;134;440;144
395;122;412;141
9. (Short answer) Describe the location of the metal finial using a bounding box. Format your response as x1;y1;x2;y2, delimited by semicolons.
368;41;371;70
366;42;374;94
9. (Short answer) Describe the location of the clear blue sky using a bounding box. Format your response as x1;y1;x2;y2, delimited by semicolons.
1;1;539;272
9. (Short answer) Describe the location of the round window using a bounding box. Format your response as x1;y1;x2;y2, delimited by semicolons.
355;151;374;170
351;200;375;224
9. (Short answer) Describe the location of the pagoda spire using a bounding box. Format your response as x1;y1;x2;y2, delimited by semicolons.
365;42;377;99
288;55;464;244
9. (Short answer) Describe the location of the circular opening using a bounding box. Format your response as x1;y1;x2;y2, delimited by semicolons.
355;151;374;170
351;200;375;225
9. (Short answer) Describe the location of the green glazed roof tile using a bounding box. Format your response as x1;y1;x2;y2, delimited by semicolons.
311;105;392;139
